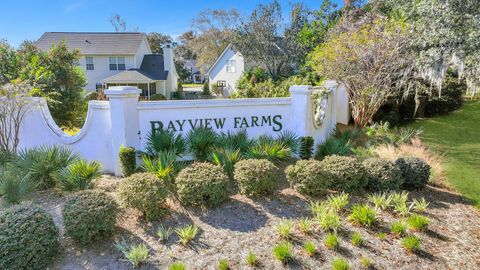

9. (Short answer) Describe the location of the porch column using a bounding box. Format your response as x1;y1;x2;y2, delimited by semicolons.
105;86;141;176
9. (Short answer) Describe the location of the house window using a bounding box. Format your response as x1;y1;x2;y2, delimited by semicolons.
86;56;94;70
109;56;126;70
226;60;236;73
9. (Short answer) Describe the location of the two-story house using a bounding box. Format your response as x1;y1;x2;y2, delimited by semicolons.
206;44;245;96
35;32;178;99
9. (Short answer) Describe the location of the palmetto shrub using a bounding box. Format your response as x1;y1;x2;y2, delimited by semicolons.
276;130;300;155
55;159;102;192
320;155;367;192
141;151;180;191
395;157;431;190
119;146;136;177
117;173;169;220
217;129;252;155
362;158;404;191
0;204;59;270
10;145;79;189
0;170;36;204
315;136;354;160
145;129;186;158
63;190;118;244
175;162;229;207
187;127;218;161
210;146;242;179
234;159;278;196
247;139;292;161
285;159;328;196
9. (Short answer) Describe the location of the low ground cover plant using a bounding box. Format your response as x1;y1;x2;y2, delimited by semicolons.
234;159;278;196
407;214;430;232
62;190;118;244
362;158;404;191
324;233;340;250
368;192;391;211
326;192;350;212
297;217;314;234
304;241;317;256
286;159;327;196
275;219;294;239
157;225;174;242
402;235;421;253
360;256;372;269
115;238;149;267
0;204;59;270
273;241;294;264
176;224;199;245
317;210;341;232
348;204;378;227
218;259;230;270
395;157;431;190
411;198;429;213
117;173;169;220
390;221;407;236
176;162;229;207
331;257;350;270
169;262;187;270
351;232;363;246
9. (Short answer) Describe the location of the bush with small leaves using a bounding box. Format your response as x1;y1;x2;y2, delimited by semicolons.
234;159;278;196
320;155;367;192
176;162;229;207
63;190;119;244
117;173;169;220
115;239;149;267
390;221;407;236
0;204;59;270
119;146;136;177
169;262;187;270
395;157;431;190
407;214;430;232
348;204;378;227
331;257;350;270
363;158;404;191
324;233;340;250
351;232;363;246
150;93;166;100
273;241;293;264
176;224;199;245
285;159;328;196
402;235;421;253
299;136;314;159
246;251;258;266
304;241;317;256
276;219;294;239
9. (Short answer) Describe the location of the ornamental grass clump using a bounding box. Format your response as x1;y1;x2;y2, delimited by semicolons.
63;190;119;244
395;157;431;190
218;259;230;270
275;219;294;239
362;158;404;191
169;262;187;270
360;256;372;269
233;159;278;196
145;129;186;158
411;198;429;213
319;155;367;192
117;173;169;220
407;214;430;232
331;257;350;270
304;241;317;256
176;224;199;245
368;192;391;211
273;241;294;264
175;162;229;207
115;238;149;267
297;218;314;234
286;160;328;196
317;210;341;232
402;235;421;253
0;204;59;270
326;192;350;212
157;225;174;242
348;204;378;227
350;232;363;246
324;233;340;250
246;251;258;266
390;221;407;236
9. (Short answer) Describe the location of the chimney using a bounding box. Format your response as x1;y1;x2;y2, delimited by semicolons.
162;44;174;72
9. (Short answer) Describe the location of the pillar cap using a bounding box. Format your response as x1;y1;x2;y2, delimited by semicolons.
289;85;311;95
105;86;141;98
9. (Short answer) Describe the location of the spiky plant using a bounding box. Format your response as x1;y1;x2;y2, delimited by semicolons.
273;241;293;264
326;192;350;212
176;224;199;245
368;192;391;211
348;204;378;227
115;238;149;267
350;232;363;246
411;198;429;213
324;233;340;250
169;262;187;270
276;130;300;155
209;147;242;178
407;214;430;232
390;221;407;236
157;225;174;242
297;218;314;234
218;259;230;270
275;219;294;239
304;241;316;256
317;210;341;232
402;235;421;253
144;129;186;158
247;139;292;161
246;251;258;266
0;170;36;204
314;136;353;160
331;257;350;270
141;151;180;190
217;129;252;155
187;127;218;161
55;160;102;191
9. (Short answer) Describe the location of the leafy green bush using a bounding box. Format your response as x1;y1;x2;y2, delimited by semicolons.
187;127;218;161
320;155;367;192
285;159;328;196
0;204;59;269
234;159;278;196
273;241;293;264
175;162;229;207
117;173;169;220
149;93;166;100
0;170;36;204
299;136;314;159
145;129;186;158
362;158;404;191
395;157;431;190
247;139;292;161
55;159;101;191
119;146;136;177
177;82;183;92
63;190;118;244
348;204;378;227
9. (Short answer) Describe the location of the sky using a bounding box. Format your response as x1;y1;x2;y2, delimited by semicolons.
0;0;343;47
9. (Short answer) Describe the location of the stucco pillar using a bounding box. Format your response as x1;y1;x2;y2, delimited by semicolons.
105;86;141;176
323;80;339;132
289;85;311;137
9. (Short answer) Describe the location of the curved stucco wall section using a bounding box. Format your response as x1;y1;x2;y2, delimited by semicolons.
17;98;115;173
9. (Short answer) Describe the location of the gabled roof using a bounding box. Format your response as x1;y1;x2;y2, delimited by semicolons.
103;69;157;83
206;44;235;75
35;32;149;55
103;54;168;83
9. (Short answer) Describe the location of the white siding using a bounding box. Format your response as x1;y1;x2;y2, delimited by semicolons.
208;48;244;96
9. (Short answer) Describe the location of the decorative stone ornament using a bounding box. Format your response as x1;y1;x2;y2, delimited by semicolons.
312;87;331;129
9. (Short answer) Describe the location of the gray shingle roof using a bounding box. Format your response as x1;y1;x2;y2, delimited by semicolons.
103;54;168;83
103;69;156;83
35;32;147;55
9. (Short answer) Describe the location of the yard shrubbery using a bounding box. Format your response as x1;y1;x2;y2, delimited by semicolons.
363;158;404;191
234;159;278;196
286;160;327;196
321;155;367;193
395;157;431;190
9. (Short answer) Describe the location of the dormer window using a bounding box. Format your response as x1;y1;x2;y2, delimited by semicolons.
226;60;236;73
85;56;94;70
109;56;126;70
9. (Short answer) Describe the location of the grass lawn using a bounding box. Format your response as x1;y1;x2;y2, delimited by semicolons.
182;83;204;88
409;101;480;207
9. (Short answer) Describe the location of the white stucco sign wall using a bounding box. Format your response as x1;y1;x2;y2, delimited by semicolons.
16;81;344;176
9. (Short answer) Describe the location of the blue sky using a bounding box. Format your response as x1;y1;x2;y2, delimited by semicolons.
1;0;343;47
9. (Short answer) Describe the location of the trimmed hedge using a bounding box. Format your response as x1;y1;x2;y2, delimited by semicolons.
176;162;229;207
117;173;169;220
363;158;404;191
234;159;278;196
395;157;431;190
63;190;119;244
320;155;367;192
150;93;166;100
285;159;327;196
119;146;136;177
0;204;59;270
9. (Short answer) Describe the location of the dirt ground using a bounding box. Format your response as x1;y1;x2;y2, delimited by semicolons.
3;174;476;270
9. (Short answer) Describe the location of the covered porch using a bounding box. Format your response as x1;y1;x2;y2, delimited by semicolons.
103;69;167;100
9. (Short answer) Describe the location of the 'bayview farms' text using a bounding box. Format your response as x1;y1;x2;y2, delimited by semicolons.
150;114;283;134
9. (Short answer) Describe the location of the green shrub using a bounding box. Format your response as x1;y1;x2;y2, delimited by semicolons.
276;130;300;155
210;147;242;179
63;190;118;244
0;149;15;168
299;136;314;159
395;157;431;190
234;159;278;196
285;159;328;196
202;81;211;95
390;221;407;236
117;173;169;220
0;204;59;270
401;235;421;253
187;127;218;161
331;257;350;270
119;146;136;177
350;232;363;246
368;192;391;211
217;129;252;154
273;241;293;264
324;233;340;250
175;162;229;207
320;155;367;192
315;136;353;160
169;262;187;270
411;198;429;213
348;204;378;227
304;241;317;256
145;129;186;158
55;159;101;191
362;158;404;191
150;93;166;100
0;170;36;204
407;214;430;232
141;151;180;190
115;238;149;267
218;259;230;270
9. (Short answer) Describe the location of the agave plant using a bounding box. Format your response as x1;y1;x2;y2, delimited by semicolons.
217;129;252;155
55;159;102;191
0;170;36;204
209;147;242;178
144;129;186;158
187;127;218;161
